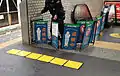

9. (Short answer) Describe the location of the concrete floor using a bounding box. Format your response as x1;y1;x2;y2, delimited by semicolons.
0;42;120;76
0;27;120;76
0;29;21;43
100;26;120;43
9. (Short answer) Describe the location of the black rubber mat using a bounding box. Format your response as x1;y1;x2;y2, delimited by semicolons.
0;42;120;76
100;26;120;43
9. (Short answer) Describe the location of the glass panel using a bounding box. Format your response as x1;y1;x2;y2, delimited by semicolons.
0;13;9;27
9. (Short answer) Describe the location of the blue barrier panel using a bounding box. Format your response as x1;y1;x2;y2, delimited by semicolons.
62;24;79;50
95;16;102;40
76;21;86;48
101;14;106;31
34;21;48;44
89;21;97;44
52;22;59;48
81;21;93;49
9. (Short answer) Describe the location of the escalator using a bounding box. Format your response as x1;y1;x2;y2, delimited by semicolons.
71;4;93;23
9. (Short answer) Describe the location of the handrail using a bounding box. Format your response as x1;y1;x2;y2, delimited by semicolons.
12;0;17;9
0;11;18;14
0;0;3;7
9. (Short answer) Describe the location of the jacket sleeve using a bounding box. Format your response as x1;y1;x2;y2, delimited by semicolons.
55;0;65;15
41;2;49;14
55;0;62;13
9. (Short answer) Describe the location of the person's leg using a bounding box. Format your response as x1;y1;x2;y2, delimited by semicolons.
58;20;64;48
48;18;53;44
50;20;52;40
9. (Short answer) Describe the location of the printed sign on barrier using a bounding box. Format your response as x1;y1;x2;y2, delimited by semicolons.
34;21;48;43
62;24;79;50
101;14;106;31
52;22;59;48
77;21;86;48
95;16;102;40
89;21;96;43
81;21;93;49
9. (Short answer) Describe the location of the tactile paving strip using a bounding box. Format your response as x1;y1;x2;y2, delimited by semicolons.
26;53;42;59
64;60;83;69
38;55;55;62
16;51;31;57
7;49;21;55
50;57;68;66
7;49;83;70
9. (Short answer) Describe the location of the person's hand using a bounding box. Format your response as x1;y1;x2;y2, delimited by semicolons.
53;15;57;20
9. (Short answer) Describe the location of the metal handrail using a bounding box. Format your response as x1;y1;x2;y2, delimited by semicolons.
0;11;18;14
12;0;17;9
0;0;3;7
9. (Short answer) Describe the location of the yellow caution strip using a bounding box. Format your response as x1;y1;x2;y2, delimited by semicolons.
110;33;120;38
64;60;83;70
94;41;120;51
7;49;21;55
26;53;42;60
16;51;31;56
50;57;68;66
7;49;84;70
38;55;54;63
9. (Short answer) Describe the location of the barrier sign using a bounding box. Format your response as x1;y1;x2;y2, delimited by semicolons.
81;21;93;49
62;24;79;50
101;14;106;31
95;16;102;40
77;21;86;48
52;22;59;48
34;21;48;43
89;21;96;43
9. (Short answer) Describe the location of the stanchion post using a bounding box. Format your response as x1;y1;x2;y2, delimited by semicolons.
6;0;12;25
17;0;21;25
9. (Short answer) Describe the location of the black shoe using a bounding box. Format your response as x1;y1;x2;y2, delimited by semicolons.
48;41;52;45
58;40;62;49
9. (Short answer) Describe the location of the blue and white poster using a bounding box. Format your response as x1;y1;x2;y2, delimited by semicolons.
62;24;79;50
34;21;48;44
52;22;59;48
